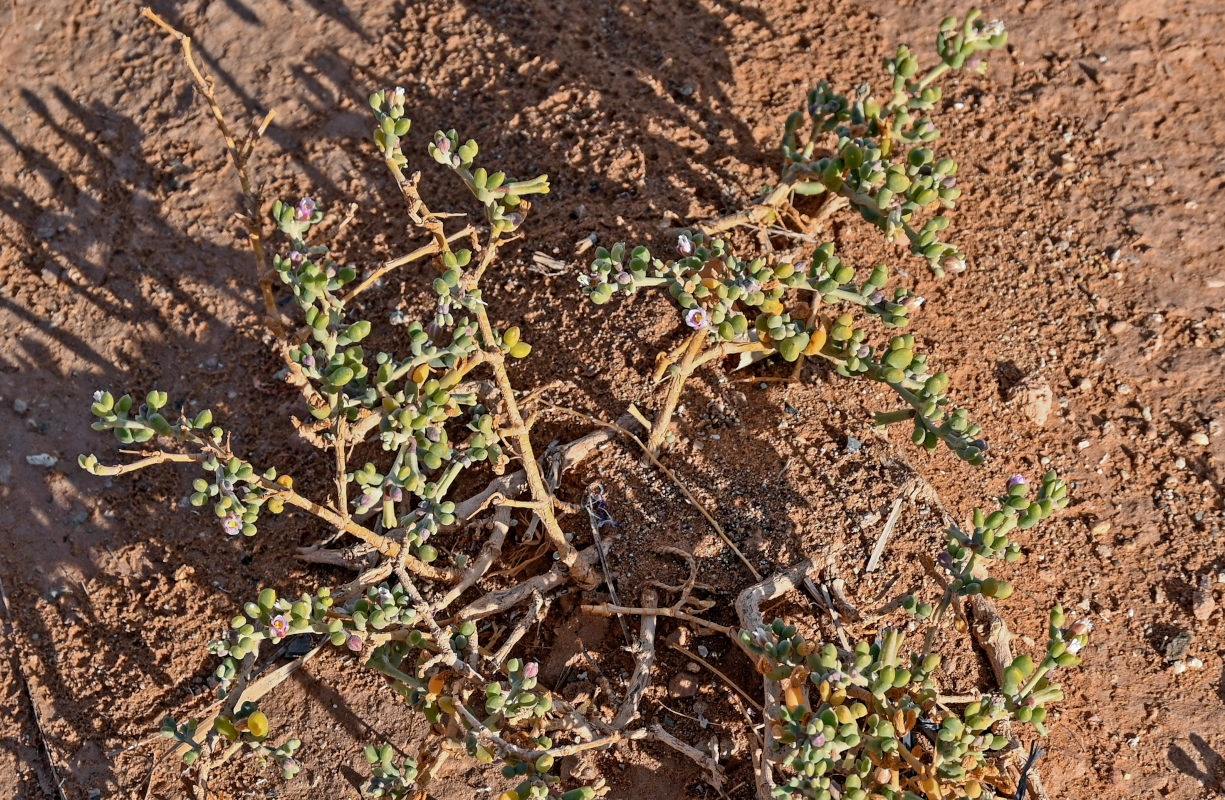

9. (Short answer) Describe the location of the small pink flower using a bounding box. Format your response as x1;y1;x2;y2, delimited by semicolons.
222;514;242;536
812;733;827;747
294;197;316;221
346;633;363;652
685;307;709;330
1007;474;1027;489
676;233;695;257
523;661;539;679
269;614;290;638
902;295;925;312
434;133;450;153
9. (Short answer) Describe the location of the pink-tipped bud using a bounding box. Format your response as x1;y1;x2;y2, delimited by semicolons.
1007;474;1028;489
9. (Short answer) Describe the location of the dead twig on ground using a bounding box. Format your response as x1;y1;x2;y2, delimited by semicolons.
610;588;657;730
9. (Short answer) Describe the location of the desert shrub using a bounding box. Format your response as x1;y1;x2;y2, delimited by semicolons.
581;10;1007;460
78;9;1084;800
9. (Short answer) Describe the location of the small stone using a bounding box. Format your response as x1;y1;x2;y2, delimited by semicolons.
686;662;701;673
845;437;863;454
668;673;699;698
1189;432;1210;446
1115;383;1132;395
1187;657;1204;669
697;645;709;658
1171;660;1186;675
25;453;58;468
1162;630;1192;662
1193;576;1216;621
1090;520;1112;537
1077;439;1091;450
665;627;692;648
12;398;28;415
1009;378;1054;426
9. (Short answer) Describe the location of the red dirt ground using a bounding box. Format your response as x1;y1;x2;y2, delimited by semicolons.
1;1;1222;798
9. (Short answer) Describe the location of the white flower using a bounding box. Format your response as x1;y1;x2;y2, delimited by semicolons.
676;233;695;257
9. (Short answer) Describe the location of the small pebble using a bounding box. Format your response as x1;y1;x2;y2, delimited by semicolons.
13;398;28;414
1190;432;1210;446
26;453;58;468
668;673;699;698
1187;657;1204;669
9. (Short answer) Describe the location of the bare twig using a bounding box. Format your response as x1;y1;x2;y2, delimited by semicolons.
490;591;550;667
648;330;705;455
433;507;512;612
867;494;906;572
581;603;733;638
340;224;476;305
610;588;657;730
451;544;602;622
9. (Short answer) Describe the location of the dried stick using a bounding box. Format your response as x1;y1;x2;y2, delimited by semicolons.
490;591;549;667
141;8;279;337
584;484;631;645
581;603;733;638
452;544;601;622
610;588;657;730
647;330;706;455
432;507;511;612
453;414;637;523
646;725;726;790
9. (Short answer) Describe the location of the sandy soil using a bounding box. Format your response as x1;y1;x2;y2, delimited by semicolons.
0;0;1222;798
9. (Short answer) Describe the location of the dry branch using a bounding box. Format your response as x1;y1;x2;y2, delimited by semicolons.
610;588;657;730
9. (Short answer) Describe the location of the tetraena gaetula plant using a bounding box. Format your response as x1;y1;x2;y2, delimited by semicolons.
77;9;1085;800
736;472;1084;800
581;10;1007;459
